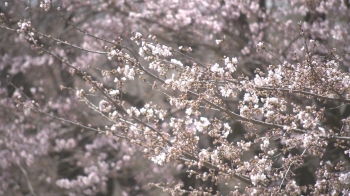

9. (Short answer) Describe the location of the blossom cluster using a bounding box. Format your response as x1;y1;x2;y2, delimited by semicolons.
2;0;350;195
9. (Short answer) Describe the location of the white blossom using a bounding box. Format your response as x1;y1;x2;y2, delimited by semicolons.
199;149;210;161
194;117;211;132
256;42;264;52
99;100;111;112
219;86;233;97
109;90;119;95
210;63;224;74
186;108;192;115
215;39;223;44
151;152;166;165
123;65;135;80
76;89;84;98
339;172;350;184
244;93;259;103
171;59;183;67
56;179;71;189
260;138;269;150
250;172;266;185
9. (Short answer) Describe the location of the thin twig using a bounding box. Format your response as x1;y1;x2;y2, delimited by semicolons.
279;149;307;190
17;163;37;196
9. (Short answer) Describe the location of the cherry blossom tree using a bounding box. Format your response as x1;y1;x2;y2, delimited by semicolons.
1;0;350;195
